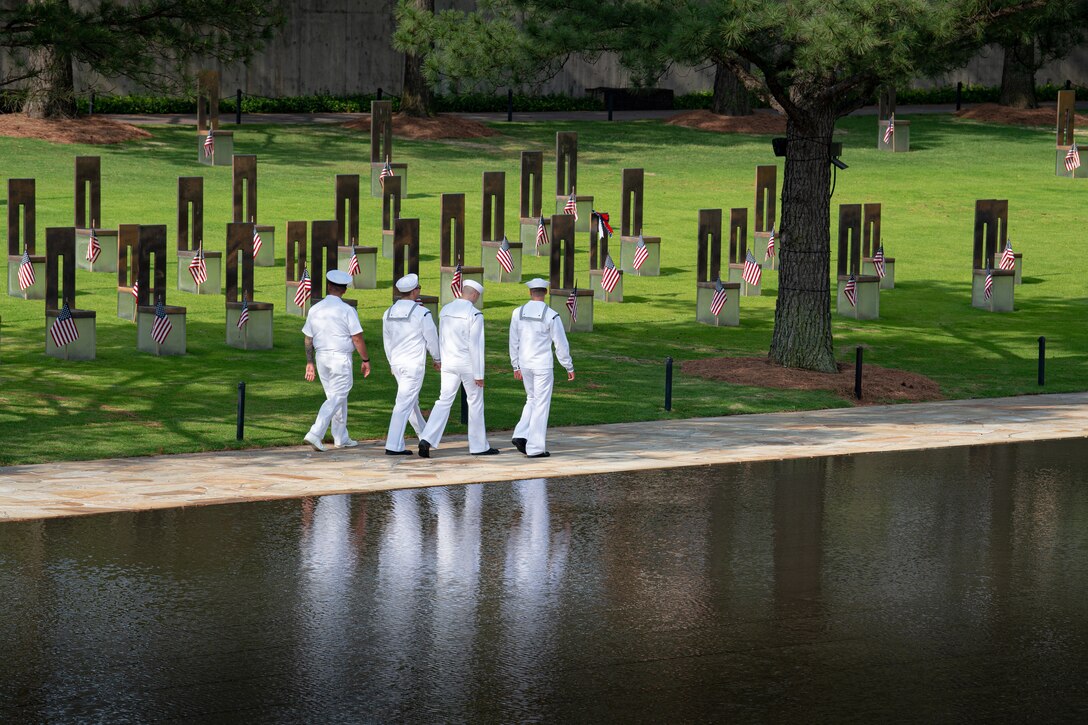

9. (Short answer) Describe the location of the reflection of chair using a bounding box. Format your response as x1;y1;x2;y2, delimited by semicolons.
548;214;593;332
225;221;274;349
7;178;46;300
695;209;739;326
45;227;96;360
134;225;187;355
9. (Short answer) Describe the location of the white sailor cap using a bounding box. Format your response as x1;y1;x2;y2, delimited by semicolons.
462;280;484;296
525;278;549;289
326;269;352;286
395;273;420;292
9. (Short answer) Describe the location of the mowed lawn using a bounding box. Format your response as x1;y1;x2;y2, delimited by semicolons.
0;113;1083;465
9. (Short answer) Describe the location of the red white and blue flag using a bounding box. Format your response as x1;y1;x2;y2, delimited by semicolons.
710;277;728;316
86;228;101;264
765;226;776;259
151;297;173;345
252;226;263;258
294;268;312;309
379;160;394;189
203;130;214;158
566;285;578;323
237;294;250;330
984;268;994;300
883;113;895;144
17;249;36;291
742;250;762;287
49;300;80;348
189;246;208;286
601;255;620;293
496;237;514;274
131;278;140;300
1066;142;1081;172
450;263;463;297
872;245;886;279
843;275;857;307
348;249;361;277
563;189;578;220
999;240;1016;271
632;235;649;271
592;210;613;241
536;217;549;247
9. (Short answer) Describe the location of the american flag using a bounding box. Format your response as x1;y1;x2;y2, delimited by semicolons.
742;250;762;287
592;210;613;241
450;263;463;297
536;217;548;247
766;226;776;259
632;234;649;271
872;245;886;279
252;225;263;258
189;246;208;286
1066;142;1081;172
496;237;514;274
566;286;578;322
17;249;36;291
86;228;101;263
843;274;857;307
710;277;728;316
348;249;361;276
601;254;620;293
294;268;312;308
237;294;250;329
563;189;578;220
379;160;394;189
151;297;173;345
984;268;994;300
883;113;895;144
131;278;140;300
49;300;80;348
999;239;1016;271
203;130;214;158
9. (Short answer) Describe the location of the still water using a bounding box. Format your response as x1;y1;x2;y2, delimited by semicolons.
3;439;1088;722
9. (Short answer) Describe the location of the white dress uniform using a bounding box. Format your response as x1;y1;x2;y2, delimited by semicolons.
509;299;574;456
419;297;491;453
303;294;364;446
382;298;440;452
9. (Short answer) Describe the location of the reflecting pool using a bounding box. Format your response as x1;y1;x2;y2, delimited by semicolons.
3;438;1088;721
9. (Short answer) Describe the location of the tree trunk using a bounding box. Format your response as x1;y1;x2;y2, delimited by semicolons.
21;44;76;119
999;37;1038;109
400;0;435;118
768;108;837;372
710;60;751;116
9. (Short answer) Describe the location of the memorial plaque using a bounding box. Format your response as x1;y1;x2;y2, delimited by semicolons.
381;175;402;258
44;227;96;360
860;203;894;289
74;157;118;273
548;213;593;332
285;220;308;316
439;193;484;308
695;209;739;326
176;176;221;294
971;199;1014;312
836;204;879;319
7;178;45;300
393;218;438;316
726;207;760;296
754;165;778;269
588;212;622;303
117;224;139;320
225;221;275;348
134;225;187;355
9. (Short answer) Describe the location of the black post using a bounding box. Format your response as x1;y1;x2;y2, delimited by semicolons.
664;356;673;411
1038;336;1046;386
854;347;863;400
507;89;514;122
460;383;469;423
1065;79;1072;90
607;89;614;121
236;382;246;440
236;89;242;125
955;81;963;111
377;87;383;100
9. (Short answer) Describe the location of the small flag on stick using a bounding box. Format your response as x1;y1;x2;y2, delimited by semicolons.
883;113;895;145
566;285;578;324
872;245;886;279
742;250;762;287
49;300;80;348
450;263;464;297
131;278;140;300
843;274;857;307
632;234;649;272
237;294;250;330
251;225;263;258
17;249;36;291
984;268;994;300
710;277;728;317
379;160;394;189
536;217;549;247
563;189;578;220
348;249;361;277
203;130;214;159
189;245;208;286
294;268;312;309
496;237;514;275
1065;142;1081;173
86;228;101;264
151;297;173;345
601;255;620;294
766;226;776;259
999;240;1016;271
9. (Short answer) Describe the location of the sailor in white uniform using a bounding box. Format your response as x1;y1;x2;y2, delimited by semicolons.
418;280;499;458
382;273;441;455
302;269;371;452
509;278;575;458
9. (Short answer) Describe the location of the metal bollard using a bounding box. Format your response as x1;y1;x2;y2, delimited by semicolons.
236;89;242;125
236;382;246;440
507;89;514;123
1038;336;1046;386
664;356;673;411
377;87;383;100
460;383;468;424
855;347;863;400
955;81;962;111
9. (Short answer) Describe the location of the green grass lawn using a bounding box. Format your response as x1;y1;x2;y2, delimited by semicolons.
0;113;1083;466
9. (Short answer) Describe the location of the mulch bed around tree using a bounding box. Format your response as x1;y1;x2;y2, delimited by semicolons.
665;109;787;134
682;356;943;406
0;115;151;144
955;102;1087;128
343;113;501;140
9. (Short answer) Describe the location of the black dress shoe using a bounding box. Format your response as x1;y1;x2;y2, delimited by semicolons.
418;440;431;458
385;449;413;456
511;438;527;454
471;447;500;456
527;451;551;458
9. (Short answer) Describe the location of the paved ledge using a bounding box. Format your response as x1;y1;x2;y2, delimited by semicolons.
2;393;1087;523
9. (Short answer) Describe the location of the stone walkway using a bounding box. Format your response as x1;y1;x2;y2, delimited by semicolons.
2;393;1087;522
